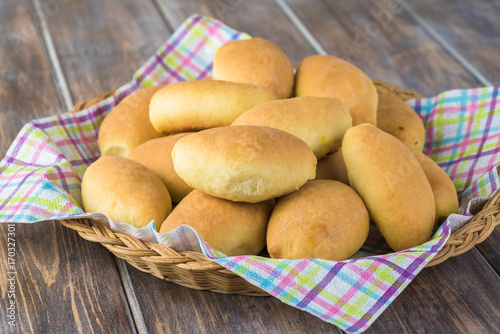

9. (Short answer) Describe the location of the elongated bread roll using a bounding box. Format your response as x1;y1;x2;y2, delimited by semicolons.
342;124;435;251
411;149;459;226
149;80;278;134
172;125;317;203
81;156;172;230
213;38;294;99
98;85;164;157
232;96;352;159
126;133;194;203
160;190;275;256
377;91;425;151
295;55;378;126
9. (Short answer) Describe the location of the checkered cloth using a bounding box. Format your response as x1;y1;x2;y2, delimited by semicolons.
0;15;499;333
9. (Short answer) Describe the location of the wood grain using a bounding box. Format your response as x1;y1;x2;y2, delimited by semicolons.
155;0;316;66
284;0;483;96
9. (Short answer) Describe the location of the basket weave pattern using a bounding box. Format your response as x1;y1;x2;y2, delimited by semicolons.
60;81;500;295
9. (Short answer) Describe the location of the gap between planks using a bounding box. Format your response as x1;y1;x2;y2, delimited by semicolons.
29;0;74;110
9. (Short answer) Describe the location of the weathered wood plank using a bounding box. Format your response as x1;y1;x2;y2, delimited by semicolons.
42;0;170;105
405;0;500;86
283;0;483;96
0;0;61;152
155;0;316;66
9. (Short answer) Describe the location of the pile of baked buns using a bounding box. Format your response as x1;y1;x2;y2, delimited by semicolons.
81;37;459;261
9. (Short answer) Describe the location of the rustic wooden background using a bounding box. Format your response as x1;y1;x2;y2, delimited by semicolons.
0;0;499;333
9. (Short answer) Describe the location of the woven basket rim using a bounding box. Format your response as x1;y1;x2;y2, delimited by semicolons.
62;80;500;295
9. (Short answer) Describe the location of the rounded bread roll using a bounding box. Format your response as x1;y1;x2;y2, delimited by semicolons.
342;124;435;251
231;96;352;159
149;80;278;134
126;133;194;203
377;91;425;151
213;37;294;99
160;190;275;256
98;85;164;157
81;156;172;230
172;125;317;203
267;179;369;261
294;55;378;126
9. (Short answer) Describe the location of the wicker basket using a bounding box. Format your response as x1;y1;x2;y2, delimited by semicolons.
60;80;500;296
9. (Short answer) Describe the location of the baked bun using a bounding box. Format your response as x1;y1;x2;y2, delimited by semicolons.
294;55;378;126
342;124;435;251
98;86;164;157
172;125;317;203
315;149;349;184
126;133;194;203
149;80;278;134
267;180;369;261
160;190;275;256
231;96;352;159
82;156;172;230
411;149;459;226
377;91;425;151
213;37;294;99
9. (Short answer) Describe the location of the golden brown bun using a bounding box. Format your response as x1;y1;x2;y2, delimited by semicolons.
315;149;349;184
342;124;435;251
377;91;425;151
231;97;352;159
126;133;194;203
294;55;378;126
172;125;317;203
98;86;164;157
267;180;369;261
411;149;459;226
213;38;294;99
81;156;172;230
160;190;275;256
149;80;278;135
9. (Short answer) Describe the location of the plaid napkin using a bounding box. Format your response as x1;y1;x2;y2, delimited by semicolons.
1;15;499;333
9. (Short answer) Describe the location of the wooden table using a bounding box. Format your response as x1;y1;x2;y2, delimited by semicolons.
1;0;499;333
